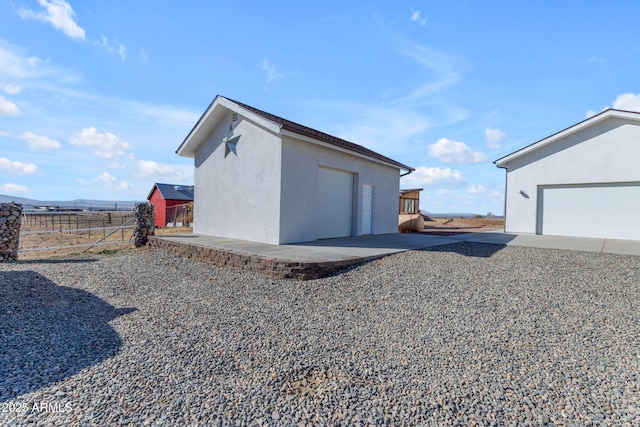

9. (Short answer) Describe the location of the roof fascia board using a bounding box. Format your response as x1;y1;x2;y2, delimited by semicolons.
228;101;282;135
281;129;413;172
146;183;159;201
176;97;220;157
495;109;640;167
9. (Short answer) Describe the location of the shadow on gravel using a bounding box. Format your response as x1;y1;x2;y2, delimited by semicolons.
14;258;99;264
0;271;136;402
420;241;508;257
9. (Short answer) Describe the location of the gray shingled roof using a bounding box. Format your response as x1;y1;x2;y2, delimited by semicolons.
148;183;194;201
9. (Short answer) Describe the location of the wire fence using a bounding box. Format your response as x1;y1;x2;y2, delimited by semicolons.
19;210;136;254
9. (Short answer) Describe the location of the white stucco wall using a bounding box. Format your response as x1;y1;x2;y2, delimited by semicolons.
279;136;400;243
193;112;282;244
502;119;640;234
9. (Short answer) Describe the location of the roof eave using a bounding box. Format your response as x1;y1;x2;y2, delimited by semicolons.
175;96;220;158
146;183;160;201
494;109;640;167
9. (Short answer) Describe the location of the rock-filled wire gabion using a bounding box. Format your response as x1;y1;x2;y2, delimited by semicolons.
133;202;155;247
0;202;22;262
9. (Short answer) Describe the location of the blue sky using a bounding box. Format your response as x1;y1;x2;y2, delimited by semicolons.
1;1;640;214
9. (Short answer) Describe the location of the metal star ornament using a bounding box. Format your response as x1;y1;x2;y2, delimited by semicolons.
223;124;240;157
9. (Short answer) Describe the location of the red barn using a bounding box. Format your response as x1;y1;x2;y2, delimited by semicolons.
147;183;194;227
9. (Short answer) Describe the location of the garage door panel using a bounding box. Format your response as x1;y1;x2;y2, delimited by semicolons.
317;167;353;239
540;183;640;240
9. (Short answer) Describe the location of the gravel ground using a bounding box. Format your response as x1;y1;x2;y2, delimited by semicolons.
1;242;639;426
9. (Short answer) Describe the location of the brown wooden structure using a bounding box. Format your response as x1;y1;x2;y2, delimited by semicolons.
398;188;424;232
399;188;422;214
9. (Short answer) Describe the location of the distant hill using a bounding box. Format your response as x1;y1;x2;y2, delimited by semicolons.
422;211;504;219
0;194;39;205
422;211;478;218
0;194;142;211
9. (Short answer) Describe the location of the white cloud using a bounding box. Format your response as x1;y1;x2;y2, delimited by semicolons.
401;166;465;187
428;138;487;164
488;190;504;200
469;184;504;200
485;128;506;149
586;93;640;118
332;103;432;147
394;42;464;104
107;162;127;169
96;36;127;60
261;60;283;84
0;183;29;193
69;127;131;159
1;42;197;125
2;84;21;94
0;44;33;79
94;172;132;192
130;103;201;127
410;9;428;26
0;41;83;88
140;49;148;63
612;93;640;112
0;157;39;175
0;95;19;116
468;184;486;194
18;0;86;40
585;109;602;118
20;131;61;150
302;97;468;157
137;160;193;182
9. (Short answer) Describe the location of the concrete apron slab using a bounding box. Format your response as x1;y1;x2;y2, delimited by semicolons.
460;231;640;256
149;233;464;280
149;232;640;280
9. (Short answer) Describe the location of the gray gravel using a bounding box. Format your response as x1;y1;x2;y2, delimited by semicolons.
1;242;639;426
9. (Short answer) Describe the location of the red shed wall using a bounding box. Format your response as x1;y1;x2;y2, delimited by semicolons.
165;199;186;208
148;188;168;227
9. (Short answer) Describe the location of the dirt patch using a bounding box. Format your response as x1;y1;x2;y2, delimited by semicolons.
18;214;192;260
422;217;504;235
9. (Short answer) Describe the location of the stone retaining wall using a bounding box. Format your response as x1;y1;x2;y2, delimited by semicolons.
148;236;363;280
0;202;22;262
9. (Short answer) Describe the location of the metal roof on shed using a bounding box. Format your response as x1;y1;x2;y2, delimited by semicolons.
147;183;194;201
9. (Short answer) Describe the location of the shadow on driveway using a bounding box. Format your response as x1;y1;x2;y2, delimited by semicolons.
0;271;135;401
295;232;517;259
419;241;510;258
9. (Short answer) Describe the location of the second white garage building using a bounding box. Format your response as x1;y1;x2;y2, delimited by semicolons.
495;109;640;240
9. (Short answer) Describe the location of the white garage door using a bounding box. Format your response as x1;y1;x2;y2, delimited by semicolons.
539;183;640;240
317;167;353;239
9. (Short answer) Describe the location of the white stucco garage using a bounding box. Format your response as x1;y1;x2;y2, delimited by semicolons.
495;109;640;240
176;95;413;245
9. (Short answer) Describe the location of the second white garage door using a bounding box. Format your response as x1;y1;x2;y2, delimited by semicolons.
317;167;353;239
539;183;640;240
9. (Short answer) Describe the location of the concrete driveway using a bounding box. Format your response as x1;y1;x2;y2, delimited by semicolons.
293;231;640;258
